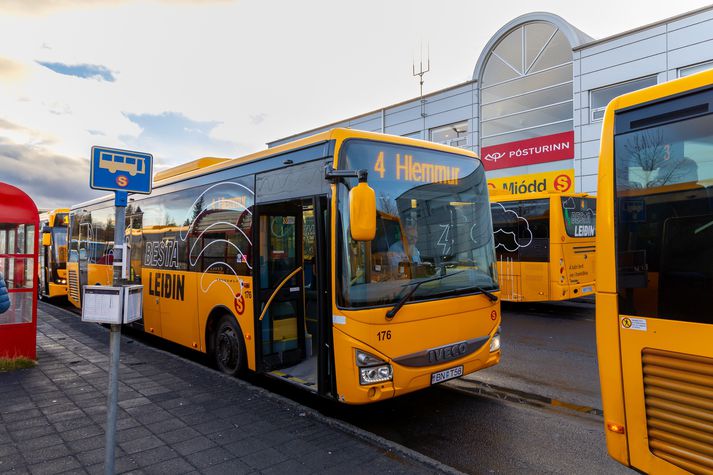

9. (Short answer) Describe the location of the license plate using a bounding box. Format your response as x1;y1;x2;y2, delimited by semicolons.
431;365;464;385
582;286;593;294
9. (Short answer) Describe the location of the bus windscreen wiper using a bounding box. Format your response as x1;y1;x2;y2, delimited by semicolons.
437;285;499;302
385;270;464;320
474;287;498;302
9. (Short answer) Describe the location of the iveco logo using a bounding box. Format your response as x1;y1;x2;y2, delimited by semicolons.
428;342;468;364
483;152;505;162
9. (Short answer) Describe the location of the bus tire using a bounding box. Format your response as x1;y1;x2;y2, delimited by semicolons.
212;314;246;376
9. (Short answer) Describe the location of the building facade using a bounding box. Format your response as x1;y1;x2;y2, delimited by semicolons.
268;6;713;194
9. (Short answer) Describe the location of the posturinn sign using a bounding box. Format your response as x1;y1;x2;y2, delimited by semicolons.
487;169;575;195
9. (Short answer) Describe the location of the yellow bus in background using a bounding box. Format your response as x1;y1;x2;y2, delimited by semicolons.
597;69;713;473
490;191;596;302
38;208;69;299
66;129;501;404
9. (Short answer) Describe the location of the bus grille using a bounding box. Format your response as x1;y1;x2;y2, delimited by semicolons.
68;270;80;302
642;348;713;474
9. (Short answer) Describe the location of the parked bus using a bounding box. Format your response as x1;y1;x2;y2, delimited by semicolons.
489;190;596;302
597;69;713;474
38;208;69;299
67;129;501;404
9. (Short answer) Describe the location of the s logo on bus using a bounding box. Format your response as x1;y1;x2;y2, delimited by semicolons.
234;293;245;315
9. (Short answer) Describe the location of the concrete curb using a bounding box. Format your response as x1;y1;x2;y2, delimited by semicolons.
445;378;603;417
44;303;463;475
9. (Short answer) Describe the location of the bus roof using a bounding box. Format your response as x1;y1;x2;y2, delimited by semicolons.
71;128;480;210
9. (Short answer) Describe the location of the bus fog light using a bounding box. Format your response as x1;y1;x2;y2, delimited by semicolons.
359;364;393;385
489;333;501;352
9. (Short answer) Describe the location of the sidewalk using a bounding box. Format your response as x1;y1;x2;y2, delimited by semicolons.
0;303;453;475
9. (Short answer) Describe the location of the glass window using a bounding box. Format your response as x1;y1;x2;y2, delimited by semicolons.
590;76;657;122
429;122;468;148
679;61;713;78
561;197;596;237
481;64;572;105
337;140;496;309
481;82;573;120
1;257;34;289
481;101;573;137
0;292;33;325
615;109;713;323
480;22;573;150
26;225;35;255
491;199;549;263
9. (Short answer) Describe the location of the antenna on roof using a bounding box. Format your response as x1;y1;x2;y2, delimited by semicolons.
413;42;430;118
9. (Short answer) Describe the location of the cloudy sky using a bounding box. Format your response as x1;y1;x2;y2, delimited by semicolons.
1;0;710;208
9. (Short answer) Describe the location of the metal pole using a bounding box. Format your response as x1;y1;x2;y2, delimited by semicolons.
105;193;126;475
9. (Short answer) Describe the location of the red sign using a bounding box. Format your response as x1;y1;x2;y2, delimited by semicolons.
480;131;574;171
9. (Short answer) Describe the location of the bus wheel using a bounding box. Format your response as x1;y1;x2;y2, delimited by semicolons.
213;315;245;376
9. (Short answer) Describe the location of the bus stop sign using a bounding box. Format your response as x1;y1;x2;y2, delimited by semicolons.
90;146;153;194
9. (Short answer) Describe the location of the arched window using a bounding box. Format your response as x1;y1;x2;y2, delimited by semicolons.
480;22;573;149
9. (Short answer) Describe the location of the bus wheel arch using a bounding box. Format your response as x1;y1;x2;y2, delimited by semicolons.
206;307;246;376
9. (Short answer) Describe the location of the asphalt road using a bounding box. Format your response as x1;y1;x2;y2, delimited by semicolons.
328;385;632;474
464;298;603;410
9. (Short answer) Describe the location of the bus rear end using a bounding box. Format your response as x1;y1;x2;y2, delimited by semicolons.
597;70;713;474
331;134;501;403
551;195;596;300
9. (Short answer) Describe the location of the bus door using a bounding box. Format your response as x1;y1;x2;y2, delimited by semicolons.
612;92;713;474
77;222;92;301
255;201;307;374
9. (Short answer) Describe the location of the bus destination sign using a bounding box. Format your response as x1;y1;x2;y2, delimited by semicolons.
372;151;461;185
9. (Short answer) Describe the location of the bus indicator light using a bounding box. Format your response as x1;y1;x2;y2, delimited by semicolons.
606;422;625;434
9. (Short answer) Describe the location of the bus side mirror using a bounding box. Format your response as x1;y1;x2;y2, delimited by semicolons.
349;179;376;241
41;233;51;247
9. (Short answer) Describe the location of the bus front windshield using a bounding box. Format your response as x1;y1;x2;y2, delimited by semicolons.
52;227;68;266
337;139;497;309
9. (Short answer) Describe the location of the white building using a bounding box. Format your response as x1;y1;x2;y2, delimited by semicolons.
268;6;713;194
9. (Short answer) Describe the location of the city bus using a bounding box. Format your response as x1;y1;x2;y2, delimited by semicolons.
66;129;501;404
597;69;713;473
489;190;596;302
38;208;69;299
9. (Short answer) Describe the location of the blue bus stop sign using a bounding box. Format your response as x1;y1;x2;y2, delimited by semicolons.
90;146;153;195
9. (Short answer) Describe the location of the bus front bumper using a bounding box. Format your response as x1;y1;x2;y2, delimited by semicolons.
332;327;501;404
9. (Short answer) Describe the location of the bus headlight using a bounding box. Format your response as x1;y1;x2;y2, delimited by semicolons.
489;329;501;352
356;349;393;385
56;278;66;284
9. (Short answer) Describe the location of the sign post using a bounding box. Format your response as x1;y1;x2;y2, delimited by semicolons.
88;146;152;475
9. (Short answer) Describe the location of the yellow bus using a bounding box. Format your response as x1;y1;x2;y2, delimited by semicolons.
67;129;502;404
597;69;713;473
38;208;69;299
489;190;596;302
